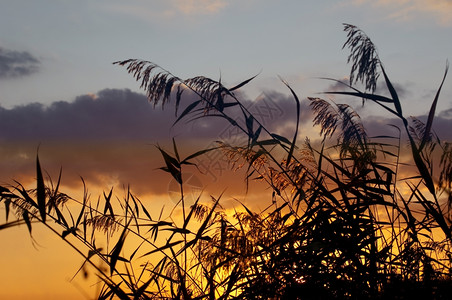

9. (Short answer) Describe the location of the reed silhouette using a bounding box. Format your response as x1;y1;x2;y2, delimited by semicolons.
1;24;451;299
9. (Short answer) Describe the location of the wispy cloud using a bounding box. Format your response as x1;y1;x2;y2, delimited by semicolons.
173;0;228;15
104;0;229;22
345;0;452;26
0;47;40;79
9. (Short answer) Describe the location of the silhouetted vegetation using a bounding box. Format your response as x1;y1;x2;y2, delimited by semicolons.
1;24;451;299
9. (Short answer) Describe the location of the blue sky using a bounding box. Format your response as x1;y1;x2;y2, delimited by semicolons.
1;0;451;114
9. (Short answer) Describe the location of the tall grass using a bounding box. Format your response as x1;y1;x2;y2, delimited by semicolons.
1;24;451;299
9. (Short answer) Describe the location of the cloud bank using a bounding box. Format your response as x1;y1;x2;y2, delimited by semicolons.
0;88;307;142
1;87;450;199
0;88;303;196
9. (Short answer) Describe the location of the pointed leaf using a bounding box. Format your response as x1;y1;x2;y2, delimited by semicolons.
245;114;254;139
409;135;436;195
279;77;300;164
174;99;202;125
103;188;114;216
172;138;180;162
54;206;69;228
183;197;199;229
382;66;403;118
229;73;259;91
177;196;221;256
36;155;46;223
251;125;263;146
181;147;218;164
271;133;292;145
109;223;129;275
323;91;393;103
62;227;78;239
216;86;224;112
139;201;153;221
76;180;88;228
4;198;11;221
158;147;182;184
419;61;449;151
23;211;32;235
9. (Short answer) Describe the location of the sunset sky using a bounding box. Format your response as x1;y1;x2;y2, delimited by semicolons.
1;0;452;299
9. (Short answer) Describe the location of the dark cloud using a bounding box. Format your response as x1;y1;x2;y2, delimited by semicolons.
0;88;181;193
0;88;302;195
362;112;452;142
0;47;40;79
0;89;175;142
1;87;450;200
0;88;308;142
439;108;452;119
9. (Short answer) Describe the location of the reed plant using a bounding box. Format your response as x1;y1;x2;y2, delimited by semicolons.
1;24;451;299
